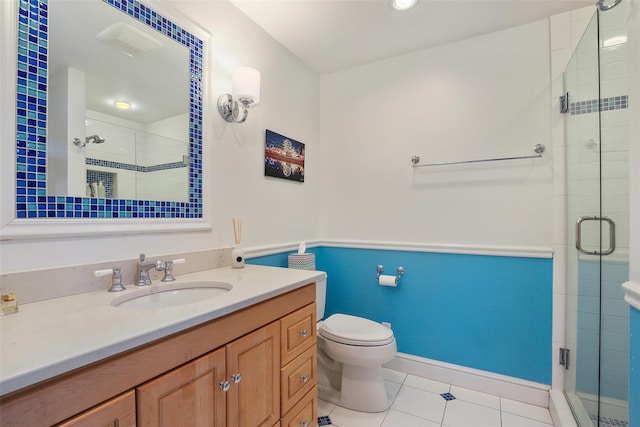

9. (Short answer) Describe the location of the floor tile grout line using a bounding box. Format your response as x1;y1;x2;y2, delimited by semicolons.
442;399;450;427
320;375;556;427
380;375;407;427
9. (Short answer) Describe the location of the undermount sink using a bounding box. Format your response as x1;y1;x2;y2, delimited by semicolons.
111;281;233;309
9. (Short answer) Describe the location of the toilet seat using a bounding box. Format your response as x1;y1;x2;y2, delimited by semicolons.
318;314;394;346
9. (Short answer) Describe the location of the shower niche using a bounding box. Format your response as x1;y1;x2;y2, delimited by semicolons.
86;170;115;199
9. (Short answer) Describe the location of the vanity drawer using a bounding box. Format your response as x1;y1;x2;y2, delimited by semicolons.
55;390;135;427
280;386;317;427
281;345;316;414
280;302;316;366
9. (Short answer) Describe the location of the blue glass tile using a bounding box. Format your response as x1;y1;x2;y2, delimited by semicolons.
318;416;332;426
441;392;457;401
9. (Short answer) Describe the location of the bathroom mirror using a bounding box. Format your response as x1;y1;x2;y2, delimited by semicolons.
48;0;190;202
12;0;204;223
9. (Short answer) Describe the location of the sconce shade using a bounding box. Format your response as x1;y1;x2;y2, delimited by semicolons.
218;66;261;123
232;67;260;105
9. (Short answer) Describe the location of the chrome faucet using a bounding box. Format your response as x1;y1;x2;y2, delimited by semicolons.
135;253;163;286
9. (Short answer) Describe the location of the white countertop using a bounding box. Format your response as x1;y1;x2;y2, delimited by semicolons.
0;265;324;396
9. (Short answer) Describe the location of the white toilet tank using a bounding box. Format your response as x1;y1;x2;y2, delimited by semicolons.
316;272;327;320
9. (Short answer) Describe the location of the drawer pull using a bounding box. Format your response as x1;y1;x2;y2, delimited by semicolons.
113;419;120;427
300;421;309;427
231;373;242;383
299;329;309;337
300;374;309;383
219;381;231;392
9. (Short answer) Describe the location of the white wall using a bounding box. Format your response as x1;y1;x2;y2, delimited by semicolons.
319;20;553;248
0;0;320;272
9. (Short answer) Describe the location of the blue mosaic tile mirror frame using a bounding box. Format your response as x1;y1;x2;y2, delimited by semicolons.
15;0;203;219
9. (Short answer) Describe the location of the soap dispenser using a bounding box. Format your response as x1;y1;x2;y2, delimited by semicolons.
97;181;106;198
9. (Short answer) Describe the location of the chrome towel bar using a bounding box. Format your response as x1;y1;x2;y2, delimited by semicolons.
411;144;545;168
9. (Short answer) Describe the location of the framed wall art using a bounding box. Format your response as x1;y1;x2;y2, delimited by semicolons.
264;129;305;182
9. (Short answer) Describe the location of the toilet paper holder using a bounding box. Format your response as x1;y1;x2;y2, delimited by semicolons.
376;265;405;284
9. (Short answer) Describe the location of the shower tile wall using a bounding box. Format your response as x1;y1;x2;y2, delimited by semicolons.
564;1;630;417
85;110;189;202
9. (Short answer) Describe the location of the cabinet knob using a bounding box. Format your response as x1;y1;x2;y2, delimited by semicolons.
300;421;309;427
219;381;231;392
231;373;242;383
300;374;309;383
299;329;309;337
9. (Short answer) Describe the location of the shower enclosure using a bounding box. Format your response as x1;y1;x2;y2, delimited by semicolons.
563;2;630;427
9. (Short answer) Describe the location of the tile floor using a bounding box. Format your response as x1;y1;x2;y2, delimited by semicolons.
317;368;555;427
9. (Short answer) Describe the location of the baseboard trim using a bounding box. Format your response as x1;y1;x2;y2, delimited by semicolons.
384;352;550;408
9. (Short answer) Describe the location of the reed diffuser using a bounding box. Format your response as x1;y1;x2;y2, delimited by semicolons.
231;218;245;268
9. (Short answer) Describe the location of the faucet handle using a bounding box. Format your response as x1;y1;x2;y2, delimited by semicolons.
161;258;186;282
95;267;126;292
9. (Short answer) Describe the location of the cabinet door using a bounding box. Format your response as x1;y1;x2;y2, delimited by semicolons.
136;348;226;427
227;321;280;427
56;390;136;427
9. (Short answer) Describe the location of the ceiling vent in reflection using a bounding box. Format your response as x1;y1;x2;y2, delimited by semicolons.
96;22;163;57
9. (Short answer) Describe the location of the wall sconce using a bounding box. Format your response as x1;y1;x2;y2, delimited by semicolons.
217;67;261;123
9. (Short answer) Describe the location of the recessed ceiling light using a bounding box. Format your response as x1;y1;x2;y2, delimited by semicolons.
114;101;131;110
391;0;417;11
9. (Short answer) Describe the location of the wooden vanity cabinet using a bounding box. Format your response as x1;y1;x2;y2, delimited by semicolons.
136;314;302;427
132;320;283;427
0;284;316;427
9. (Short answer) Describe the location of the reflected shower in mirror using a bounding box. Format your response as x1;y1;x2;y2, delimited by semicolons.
82;116;189;201
15;0;203;219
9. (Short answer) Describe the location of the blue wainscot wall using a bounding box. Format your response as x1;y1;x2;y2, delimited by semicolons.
249;246;553;385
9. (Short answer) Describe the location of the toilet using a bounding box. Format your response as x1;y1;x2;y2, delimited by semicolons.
315;274;397;413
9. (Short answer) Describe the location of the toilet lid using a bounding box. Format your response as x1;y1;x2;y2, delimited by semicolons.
318;314;395;346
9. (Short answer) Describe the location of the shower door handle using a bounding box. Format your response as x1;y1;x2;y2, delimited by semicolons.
575;216;616;256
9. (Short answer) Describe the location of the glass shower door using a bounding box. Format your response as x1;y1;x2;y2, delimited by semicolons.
564;4;630;427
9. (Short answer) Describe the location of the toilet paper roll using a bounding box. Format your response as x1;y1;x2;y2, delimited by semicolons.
378;275;397;287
